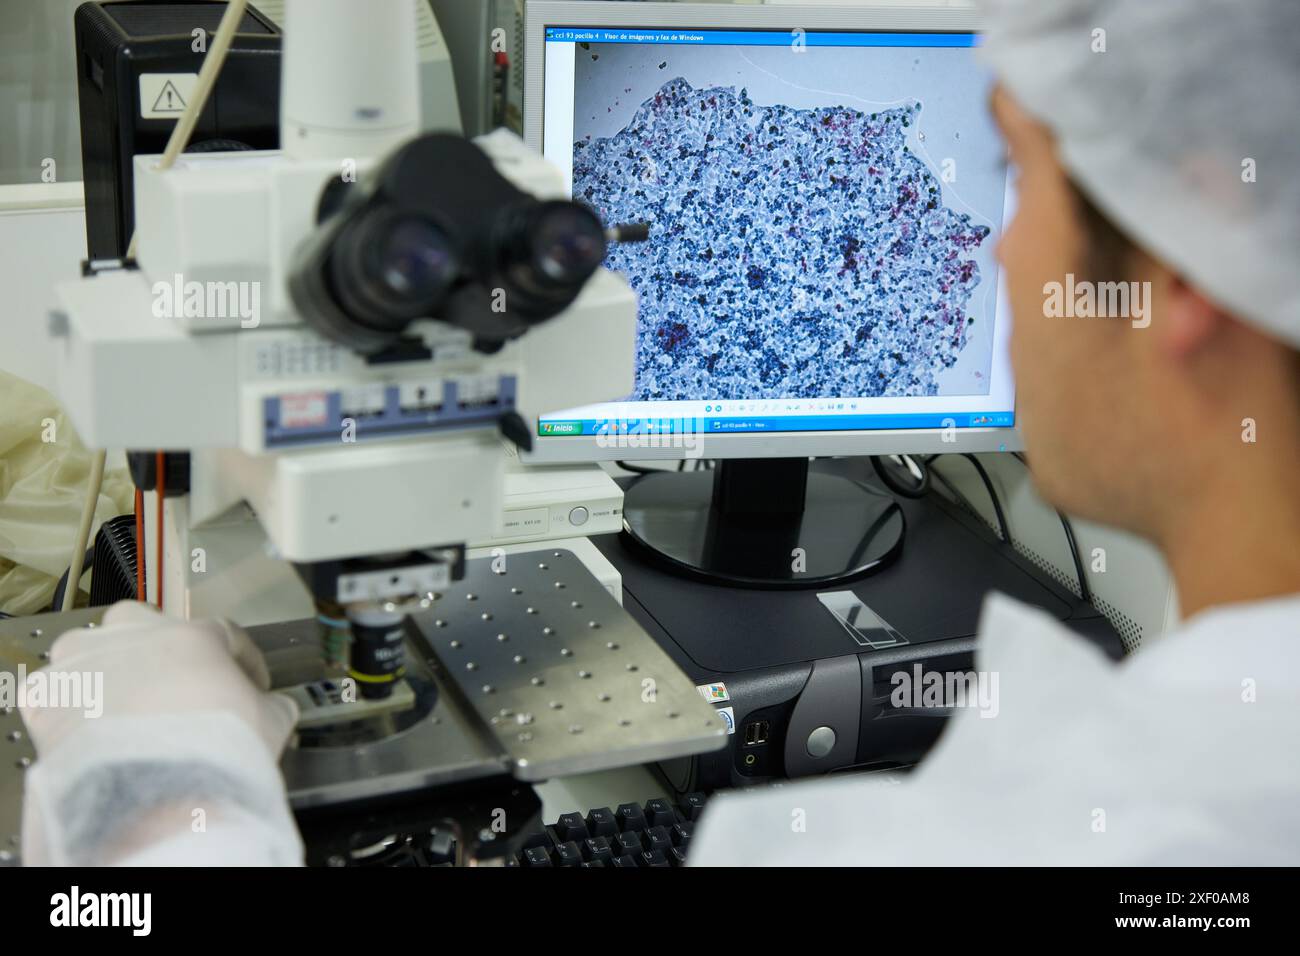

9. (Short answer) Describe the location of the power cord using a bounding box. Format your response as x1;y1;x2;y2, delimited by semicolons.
615;461;670;475
616;459;715;474
958;453;1011;544
1011;452;1092;604
921;454;1011;544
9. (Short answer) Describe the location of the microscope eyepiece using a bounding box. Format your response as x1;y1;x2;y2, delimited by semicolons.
327;208;460;332
289;134;614;356
511;200;608;291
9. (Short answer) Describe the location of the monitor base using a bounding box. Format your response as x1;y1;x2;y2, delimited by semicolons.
621;458;904;589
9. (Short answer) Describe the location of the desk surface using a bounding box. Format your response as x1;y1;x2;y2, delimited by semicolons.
598;458;1122;682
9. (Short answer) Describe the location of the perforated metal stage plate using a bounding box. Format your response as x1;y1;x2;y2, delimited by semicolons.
0;607;104;865
0;550;727;863
0;607;507;866
411;548;729;781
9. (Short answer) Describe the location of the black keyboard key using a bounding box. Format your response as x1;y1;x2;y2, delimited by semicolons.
671;821;694;847
616;802;648;832
519;796;706;870
613;831;641;856
583;836;614;863
644;825;672;853
522;846;553;867
585;807;619;837
554;841;583;866
554;812;589;843
680;793;708;821
522;829;553;851
644;798;676;828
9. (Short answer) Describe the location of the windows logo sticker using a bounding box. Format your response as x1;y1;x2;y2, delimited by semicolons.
696;682;730;702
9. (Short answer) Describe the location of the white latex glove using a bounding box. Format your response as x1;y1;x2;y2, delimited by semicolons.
18;601;303;866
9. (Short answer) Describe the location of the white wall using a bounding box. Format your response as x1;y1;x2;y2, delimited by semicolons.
0;0;84;186
0;185;86;395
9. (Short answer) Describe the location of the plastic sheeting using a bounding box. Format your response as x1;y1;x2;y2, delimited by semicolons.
0;370;134;615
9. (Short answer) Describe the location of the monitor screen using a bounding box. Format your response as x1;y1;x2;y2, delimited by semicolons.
536;23;1015;449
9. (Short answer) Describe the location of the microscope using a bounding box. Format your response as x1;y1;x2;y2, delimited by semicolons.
38;0;726;863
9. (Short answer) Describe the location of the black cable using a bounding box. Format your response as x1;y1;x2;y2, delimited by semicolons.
614;460;665;475
1056;510;1093;604
959;454;1011;544
617;460;719;475
50;548;95;612
925;453;1011;543
1011;452;1092;603
870;455;931;498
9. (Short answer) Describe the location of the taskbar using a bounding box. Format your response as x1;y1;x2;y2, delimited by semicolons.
538;411;1015;437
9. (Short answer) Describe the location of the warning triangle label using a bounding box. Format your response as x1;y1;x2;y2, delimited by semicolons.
151;80;186;113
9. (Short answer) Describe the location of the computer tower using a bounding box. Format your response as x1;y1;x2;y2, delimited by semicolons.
593;460;1125;794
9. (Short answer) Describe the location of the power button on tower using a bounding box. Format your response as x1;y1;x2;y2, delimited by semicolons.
806;726;836;758
568;506;589;527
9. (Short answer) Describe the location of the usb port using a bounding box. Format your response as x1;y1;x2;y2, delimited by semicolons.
744;720;769;747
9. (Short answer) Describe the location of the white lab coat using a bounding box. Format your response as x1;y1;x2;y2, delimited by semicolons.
689;591;1300;866
24;592;1297;866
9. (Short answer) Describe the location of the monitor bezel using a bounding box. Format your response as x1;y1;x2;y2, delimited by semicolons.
522;1;1021;463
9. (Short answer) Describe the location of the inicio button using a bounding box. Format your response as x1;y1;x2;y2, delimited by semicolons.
568;506;590;527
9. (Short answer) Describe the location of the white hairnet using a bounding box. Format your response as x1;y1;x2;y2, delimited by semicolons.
978;0;1300;348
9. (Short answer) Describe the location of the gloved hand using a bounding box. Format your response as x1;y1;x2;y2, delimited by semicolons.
18;601;303;866
20;601;297;758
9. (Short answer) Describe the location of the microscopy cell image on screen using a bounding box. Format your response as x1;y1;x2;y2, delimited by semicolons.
571;43;1006;403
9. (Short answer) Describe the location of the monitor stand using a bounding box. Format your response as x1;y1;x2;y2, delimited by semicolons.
621;458;904;589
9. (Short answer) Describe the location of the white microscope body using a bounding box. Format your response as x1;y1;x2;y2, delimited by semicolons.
50;0;636;624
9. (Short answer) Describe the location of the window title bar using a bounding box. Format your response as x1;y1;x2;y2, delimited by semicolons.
544;28;978;48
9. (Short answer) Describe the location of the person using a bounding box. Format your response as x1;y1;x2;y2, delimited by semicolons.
19;603;302;865
17;0;1300;865
690;0;1300;865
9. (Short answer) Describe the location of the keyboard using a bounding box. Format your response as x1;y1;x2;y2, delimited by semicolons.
510;793;710;867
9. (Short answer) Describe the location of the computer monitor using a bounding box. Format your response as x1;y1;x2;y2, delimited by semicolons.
524;2;1018;587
